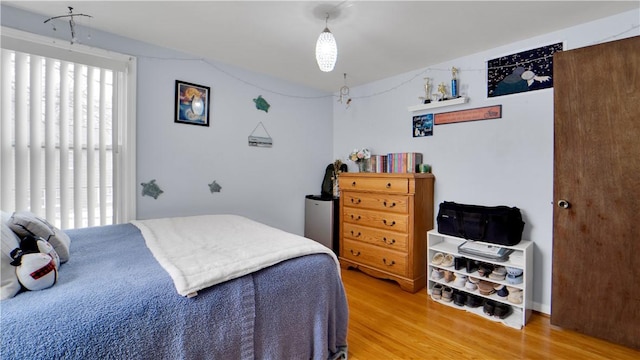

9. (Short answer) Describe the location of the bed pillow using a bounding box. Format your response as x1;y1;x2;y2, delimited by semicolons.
1;211;21;300
8;211;70;263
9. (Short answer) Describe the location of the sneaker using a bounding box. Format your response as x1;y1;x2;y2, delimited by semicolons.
442;286;454;302
431;268;444;280
453;274;468;288
431;284;443;300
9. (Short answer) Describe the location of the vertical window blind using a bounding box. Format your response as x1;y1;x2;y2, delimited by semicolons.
1;28;136;229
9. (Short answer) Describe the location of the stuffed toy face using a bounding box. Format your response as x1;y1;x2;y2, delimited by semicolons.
10;234;60;291
14;253;58;291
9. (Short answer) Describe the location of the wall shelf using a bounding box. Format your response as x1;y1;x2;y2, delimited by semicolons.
408;96;468;113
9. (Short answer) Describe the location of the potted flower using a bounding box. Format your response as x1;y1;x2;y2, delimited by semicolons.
348;148;371;172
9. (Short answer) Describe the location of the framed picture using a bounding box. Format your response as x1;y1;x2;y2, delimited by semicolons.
412;114;433;137
175;80;210;126
487;42;563;98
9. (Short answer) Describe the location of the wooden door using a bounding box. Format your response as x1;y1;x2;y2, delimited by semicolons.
552;36;640;350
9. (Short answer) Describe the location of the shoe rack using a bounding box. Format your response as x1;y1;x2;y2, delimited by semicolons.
427;230;533;329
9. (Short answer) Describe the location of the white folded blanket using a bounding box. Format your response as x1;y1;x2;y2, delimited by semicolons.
131;214;338;297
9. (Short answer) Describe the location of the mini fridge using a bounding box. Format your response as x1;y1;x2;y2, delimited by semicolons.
304;195;340;254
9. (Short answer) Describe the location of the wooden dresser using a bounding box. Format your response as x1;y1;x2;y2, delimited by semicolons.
338;173;434;293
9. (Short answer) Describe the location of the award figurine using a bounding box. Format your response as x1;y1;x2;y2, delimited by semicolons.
437;82;447;101
419;77;432;104
451;67;459;98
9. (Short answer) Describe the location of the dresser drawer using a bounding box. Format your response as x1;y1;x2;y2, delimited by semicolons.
342;192;409;213
342;223;408;251
343;207;409;233
342;239;408;276
340;177;409;194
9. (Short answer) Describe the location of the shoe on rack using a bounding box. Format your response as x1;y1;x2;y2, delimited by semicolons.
478;263;494;277
465;279;478;291
454;256;467;271
506;272;524;285
483;300;496;316
507;287;523;304
478;281;496;296
506;266;523;276
493;303;513;319
453;290;466;307
432;252;444;265
453;274;468;288
431;268;444;280
441;253;455;267
465;260;479;274
431;284;443;300
442;286;454;302
465;294;484;308
443;270;455;283
489;266;507;281
494;284;509;298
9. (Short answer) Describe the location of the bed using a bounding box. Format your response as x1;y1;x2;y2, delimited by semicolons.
0;214;348;359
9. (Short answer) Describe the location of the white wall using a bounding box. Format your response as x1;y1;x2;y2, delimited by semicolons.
134;58;333;233
1;5;335;235
333;9;640;313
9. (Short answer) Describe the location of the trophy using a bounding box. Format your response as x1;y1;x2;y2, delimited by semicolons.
437;82;447;101
419;77;432;104
451;67;459;98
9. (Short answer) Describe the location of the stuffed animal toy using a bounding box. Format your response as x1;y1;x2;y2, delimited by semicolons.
9;234;59;291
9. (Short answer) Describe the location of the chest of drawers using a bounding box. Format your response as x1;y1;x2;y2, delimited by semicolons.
338;173;434;292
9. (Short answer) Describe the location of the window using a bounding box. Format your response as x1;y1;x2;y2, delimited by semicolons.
1;27;136;229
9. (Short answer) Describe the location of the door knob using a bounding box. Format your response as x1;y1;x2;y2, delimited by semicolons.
558;199;571;209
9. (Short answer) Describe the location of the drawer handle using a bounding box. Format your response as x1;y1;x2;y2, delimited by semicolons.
382;258;395;266
382;219;396;226
351;181;357;187
351;198;361;204
350;230;362;237
350;250;361;256
386;183;392;189
351;215;361;221
383;237;396;245
383;201;396;208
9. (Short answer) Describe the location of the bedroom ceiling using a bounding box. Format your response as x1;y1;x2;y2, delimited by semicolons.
3;1;639;92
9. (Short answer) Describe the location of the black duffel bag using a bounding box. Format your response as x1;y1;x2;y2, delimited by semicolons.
437;201;525;246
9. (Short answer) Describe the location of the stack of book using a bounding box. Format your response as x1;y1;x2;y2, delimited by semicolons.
368;152;423;173
369;155;387;173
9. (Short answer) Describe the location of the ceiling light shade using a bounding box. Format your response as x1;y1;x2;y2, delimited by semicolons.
315;27;337;72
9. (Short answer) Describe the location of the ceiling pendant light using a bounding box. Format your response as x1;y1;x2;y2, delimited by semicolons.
315;13;337;72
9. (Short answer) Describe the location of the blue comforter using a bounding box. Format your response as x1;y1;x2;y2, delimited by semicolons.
1;223;348;359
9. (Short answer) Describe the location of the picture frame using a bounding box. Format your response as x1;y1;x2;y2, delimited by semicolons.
487;42;563;98
412;114;434;137
175;80;210;126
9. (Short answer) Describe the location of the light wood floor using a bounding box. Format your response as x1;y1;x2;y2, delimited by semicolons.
341;268;640;359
